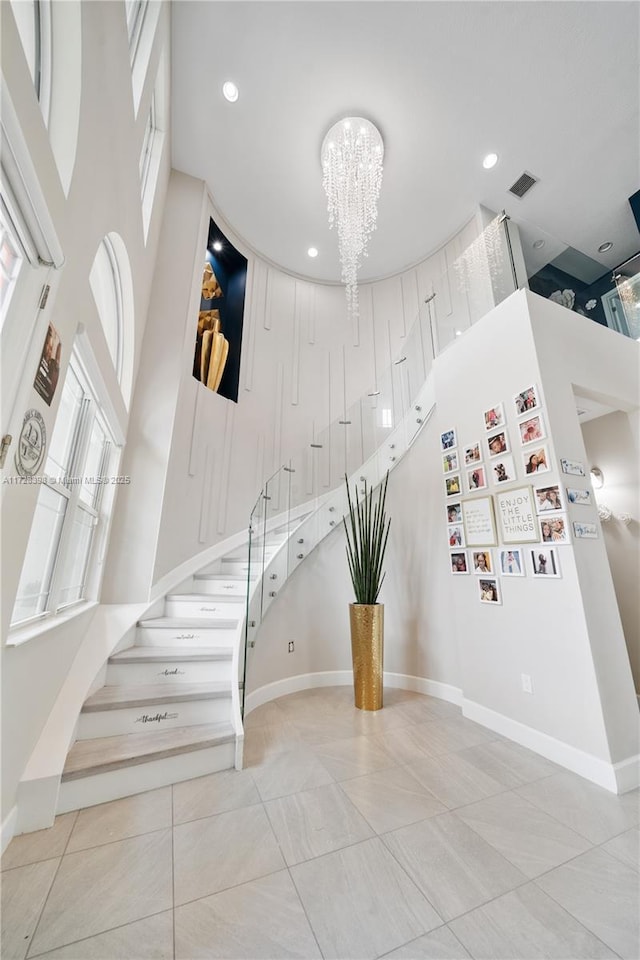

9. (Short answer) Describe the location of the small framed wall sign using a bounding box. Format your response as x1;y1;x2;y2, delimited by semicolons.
560;458;585;477
462;496;498;547
495;485;538;543
567;488;591;506
573;521;598;539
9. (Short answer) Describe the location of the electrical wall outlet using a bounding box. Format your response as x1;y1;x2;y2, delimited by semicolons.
288;641;295;653
521;673;533;694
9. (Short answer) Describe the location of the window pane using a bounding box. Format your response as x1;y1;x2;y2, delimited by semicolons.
0;212;24;322
80;417;109;507
9;0;38;88
57;504;94;607
11;485;66;624
89;240;122;377
45;364;84;479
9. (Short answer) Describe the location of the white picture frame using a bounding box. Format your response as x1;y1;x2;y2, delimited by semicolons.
495;485;538;543
499;548;525;576
462;496;498;547
530;547;561;577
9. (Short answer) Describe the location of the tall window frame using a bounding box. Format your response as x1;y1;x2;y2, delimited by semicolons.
10;353;121;630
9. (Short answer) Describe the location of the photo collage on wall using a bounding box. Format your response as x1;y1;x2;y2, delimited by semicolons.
442;379;598;601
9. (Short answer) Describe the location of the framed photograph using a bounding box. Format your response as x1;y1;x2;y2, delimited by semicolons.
462;496;498;547
441;428;457;451
534;484;564;513
514;384;541;416
478;578;501;604
573;521;598;539
499;548;525;576
495;486;538;543
445;474;462;497
483;403;505;432
522;445;551;476
539;515;570;544
446;502;462;524
34;322;62;407
560;457;585;477
472;549;493;575
464;442;482;465
466;465;488;492
442;451;458;474
491;455;517;486
448;523;466;548
566;488;592;506
530;547;561;577
487;429;510;458
519;414;546;446
450;551;469;575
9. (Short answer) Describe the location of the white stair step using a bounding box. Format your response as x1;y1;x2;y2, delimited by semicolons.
107;646;234;686
191;577;249;597
163;597;243;619
78;682;232;739
62;721;235;781
83;681;229;711
136;617;239;646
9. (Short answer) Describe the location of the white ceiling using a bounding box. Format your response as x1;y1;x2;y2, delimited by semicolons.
171;1;639;285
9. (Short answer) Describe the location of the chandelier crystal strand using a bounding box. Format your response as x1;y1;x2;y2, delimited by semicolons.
321;118;384;318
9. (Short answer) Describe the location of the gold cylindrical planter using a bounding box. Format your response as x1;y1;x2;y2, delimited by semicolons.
349;603;383;711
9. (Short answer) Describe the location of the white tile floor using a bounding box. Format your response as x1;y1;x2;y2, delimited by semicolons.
2;686;639;959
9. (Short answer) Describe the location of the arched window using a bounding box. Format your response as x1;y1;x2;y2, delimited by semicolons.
89;234;134;406
9;0;52;123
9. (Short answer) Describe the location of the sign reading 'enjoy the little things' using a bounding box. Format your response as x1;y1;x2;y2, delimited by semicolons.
496;486;538;543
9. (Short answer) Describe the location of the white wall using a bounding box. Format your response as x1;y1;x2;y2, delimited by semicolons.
581;412;640;694
1;1;171;822
249;290;639;788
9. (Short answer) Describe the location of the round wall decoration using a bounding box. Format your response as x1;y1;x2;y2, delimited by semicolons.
14;409;47;477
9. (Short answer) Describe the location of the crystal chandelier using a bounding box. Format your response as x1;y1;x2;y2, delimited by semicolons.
321;117;384;317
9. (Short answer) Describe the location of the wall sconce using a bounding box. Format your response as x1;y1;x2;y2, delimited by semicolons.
590;466;605;489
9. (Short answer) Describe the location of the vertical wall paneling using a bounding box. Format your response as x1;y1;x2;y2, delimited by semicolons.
271;362;285;510
216;402;235;535
243;258;258;392
291;281;301;406
198;444;214;543
263;266;272;330
188;385;201;476
308;283;316;345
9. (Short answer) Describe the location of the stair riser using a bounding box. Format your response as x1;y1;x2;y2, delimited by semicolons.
192;578;246;597
57;740;236;814
164;598;243;619
78;697;232;739
106;660;232;686
136;626;237;646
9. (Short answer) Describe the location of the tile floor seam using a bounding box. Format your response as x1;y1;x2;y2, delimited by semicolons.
172;798;264;829
48;824;172;859
25;908;173;960
23;857;66;960
283;863;326;959
172;864;295;912
366;832;445;929
592;826;640;872
528;873;628;960
0;811;79;874
512;780;638;846
395;757;514;810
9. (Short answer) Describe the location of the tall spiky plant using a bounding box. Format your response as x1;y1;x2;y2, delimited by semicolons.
343;472;391;605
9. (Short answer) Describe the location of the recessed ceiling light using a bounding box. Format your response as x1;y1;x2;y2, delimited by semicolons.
222;81;239;103
213;241;223;252
307;247;318;258
482;152;499;169
598;241;613;253
532;239;545;250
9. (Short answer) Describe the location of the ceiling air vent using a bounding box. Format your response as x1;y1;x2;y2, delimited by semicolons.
508;171;538;199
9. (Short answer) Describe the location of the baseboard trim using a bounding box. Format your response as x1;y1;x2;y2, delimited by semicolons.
462;697;639;794
1;805;17;854
244;671;462;716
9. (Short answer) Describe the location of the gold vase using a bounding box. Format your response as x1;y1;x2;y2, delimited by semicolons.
349;603;383;711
